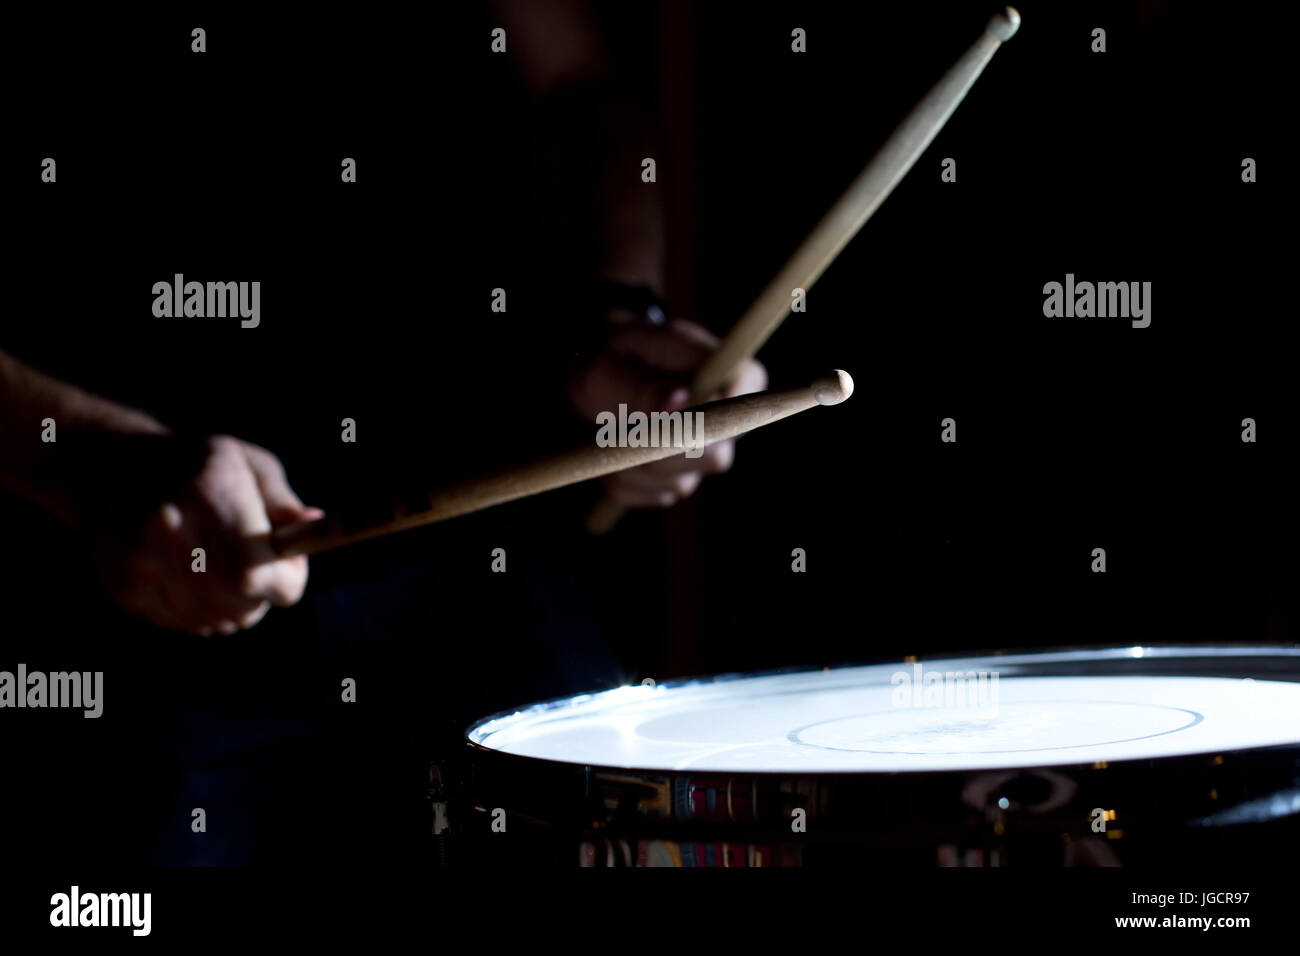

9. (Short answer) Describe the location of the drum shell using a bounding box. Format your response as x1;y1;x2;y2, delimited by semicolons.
452;740;1300;866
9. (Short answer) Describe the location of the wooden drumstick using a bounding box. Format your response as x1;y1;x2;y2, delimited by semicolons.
260;371;852;561
586;7;1019;534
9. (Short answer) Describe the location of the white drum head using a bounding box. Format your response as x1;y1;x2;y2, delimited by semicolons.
467;647;1300;773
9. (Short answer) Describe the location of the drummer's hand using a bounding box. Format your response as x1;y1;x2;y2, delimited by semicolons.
91;435;321;636
567;318;767;508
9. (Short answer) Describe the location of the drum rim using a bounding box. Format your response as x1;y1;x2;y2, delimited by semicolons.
464;642;1300;773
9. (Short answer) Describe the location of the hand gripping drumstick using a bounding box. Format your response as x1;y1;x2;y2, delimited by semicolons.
586;7;1020;534
260;371;853;561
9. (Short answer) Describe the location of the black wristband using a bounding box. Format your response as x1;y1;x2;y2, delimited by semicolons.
563;280;672;379
592;279;668;326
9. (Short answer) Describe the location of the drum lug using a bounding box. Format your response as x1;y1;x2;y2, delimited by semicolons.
428;761;454;866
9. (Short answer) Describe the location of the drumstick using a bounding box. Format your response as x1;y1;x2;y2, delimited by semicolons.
586;6;1020;535
259;370;852;561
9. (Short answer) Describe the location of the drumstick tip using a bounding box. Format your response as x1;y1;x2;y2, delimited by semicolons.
987;7;1020;42
813;370;854;406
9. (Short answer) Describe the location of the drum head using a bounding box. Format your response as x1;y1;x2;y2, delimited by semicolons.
468;646;1300;773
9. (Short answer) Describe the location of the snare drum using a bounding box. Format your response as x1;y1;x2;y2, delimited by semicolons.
444;647;1300;866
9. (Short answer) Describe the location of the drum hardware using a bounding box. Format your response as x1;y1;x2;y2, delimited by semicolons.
455;646;1300;866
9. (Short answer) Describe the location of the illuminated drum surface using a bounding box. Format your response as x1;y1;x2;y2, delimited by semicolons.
467;649;1300;772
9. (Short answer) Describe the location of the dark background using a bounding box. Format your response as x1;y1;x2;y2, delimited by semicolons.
1;1;1294;867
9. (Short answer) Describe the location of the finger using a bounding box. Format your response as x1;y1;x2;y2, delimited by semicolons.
137;578;231;638
206;444;311;604
723;357;768;398
140;530;286;622
118;578;193;635
194;610;266;636
609;464;693;490
606;323;715;375
197;439;273;538
609;489;677;508
238;555;309;608
234;602;272;630
162;575;262;633
150;581;208;634
601;478;677;509
570;353;690;420
670;472;703;498
664;317;722;348
627;440;735;477
702;438;735;474
612;468;704;498
119;548;211;634
241;443;321;525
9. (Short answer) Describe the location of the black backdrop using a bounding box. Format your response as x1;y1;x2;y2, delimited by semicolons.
2;1;1294;868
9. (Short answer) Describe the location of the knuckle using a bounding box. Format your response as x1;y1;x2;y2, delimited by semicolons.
145;502;184;537
265;565;307;606
704;442;734;474
251;445;286;475
277;577;306;606
673;473;702;497
205;434;242;457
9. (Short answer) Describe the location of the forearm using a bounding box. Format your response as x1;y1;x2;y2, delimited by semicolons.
0;349;167;524
596;113;666;294
496;0;667;294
